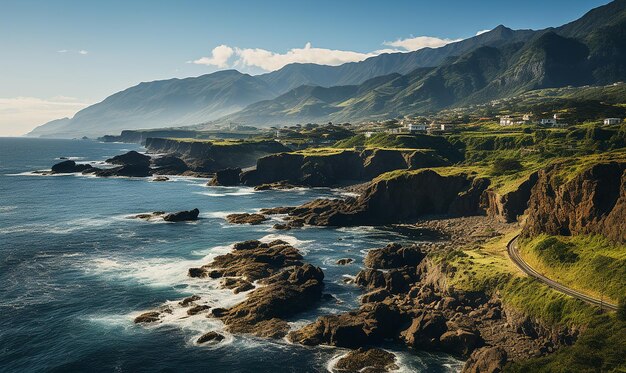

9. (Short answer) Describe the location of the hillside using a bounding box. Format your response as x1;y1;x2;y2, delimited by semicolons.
28;25;533;138
27;70;278;138
207;0;626;127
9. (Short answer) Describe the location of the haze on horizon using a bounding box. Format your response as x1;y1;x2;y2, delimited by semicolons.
0;0;611;136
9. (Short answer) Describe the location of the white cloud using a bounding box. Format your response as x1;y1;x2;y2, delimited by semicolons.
233;42;381;71
191;44;234;68
476;29;491;36
57;49;89;55
0;96;91;136
383;36;462;51
192;33;470;72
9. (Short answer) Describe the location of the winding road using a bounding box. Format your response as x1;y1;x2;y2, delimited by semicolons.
507;235;618;311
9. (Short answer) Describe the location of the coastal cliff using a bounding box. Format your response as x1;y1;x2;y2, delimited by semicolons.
283;169;488;226
522;161;626;242
480;172;539;223
240;148;450;187
145;138;290;172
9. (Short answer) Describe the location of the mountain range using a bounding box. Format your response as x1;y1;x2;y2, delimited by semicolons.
28;0;626;137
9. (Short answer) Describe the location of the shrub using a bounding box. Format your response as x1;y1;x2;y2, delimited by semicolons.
534;237;579;264
491;158;523;175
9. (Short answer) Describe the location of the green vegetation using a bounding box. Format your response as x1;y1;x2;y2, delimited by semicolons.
434;231;601;327
335;133;462;162
508;318;626;372
491;158;523;175
520;235;626;303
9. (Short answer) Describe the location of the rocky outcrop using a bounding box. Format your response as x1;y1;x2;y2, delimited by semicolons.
332;348;399;373
522;161;626;242
197;331;225;344
208;167;242;186
289;242;562;363
226;213;268;225
461;347;508;373
363;243;425;269
187;239;324;338
240;148;450;187
106;150;151;167
481;172;538;223
282;169;488;227
49;160;95;174
144;138;290;173
94;164;152;177
151;155;189;175
163;208;200;222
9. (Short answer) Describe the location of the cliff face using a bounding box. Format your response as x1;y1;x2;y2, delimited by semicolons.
286;170;488;226
144;138;290;172
241;149;449;187
522;161;626;242
481;172;539;223
100;130;201;144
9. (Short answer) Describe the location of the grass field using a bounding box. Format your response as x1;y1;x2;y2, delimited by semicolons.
519;235;626;304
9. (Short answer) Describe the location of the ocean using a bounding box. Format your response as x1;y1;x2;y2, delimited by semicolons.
0;137;462;372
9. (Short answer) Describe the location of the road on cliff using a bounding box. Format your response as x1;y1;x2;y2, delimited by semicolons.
507;235;618;311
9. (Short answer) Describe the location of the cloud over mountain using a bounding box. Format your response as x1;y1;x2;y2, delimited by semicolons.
191;33;468;72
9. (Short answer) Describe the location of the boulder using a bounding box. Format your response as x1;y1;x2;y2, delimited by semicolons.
333;348;399;373
288;303;406;348
94;164;152;177
402;312;448;348
226;213;268;225
151;155;188;174
439;328;484;357
106;150;151;166
163;208;200;222
336;258;354;265
187;305;211;316
197;331;225;344
179;295;201;306
134;311;161;324
50;160;93;173
461;347;508;373
208;167;242;186
364;243;425;269
152;176;169;182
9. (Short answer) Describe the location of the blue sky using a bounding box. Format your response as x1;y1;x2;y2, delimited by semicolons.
0;0;611;135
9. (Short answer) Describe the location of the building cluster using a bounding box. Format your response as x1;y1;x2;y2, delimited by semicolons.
499;114;623;127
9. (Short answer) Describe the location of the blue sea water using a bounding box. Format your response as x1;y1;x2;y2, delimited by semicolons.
0;138;462;372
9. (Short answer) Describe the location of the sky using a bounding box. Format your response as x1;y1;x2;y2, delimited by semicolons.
0;0;611;136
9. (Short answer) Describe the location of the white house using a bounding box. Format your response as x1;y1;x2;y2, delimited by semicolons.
500;116;514;126
604;118;622;125
540;118;557;126
500;116;524;126
407;123;427;133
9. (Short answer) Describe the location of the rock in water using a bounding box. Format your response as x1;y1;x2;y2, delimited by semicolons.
208;168;241;186
151;155;189;174
197;331;225;344
94;164;152;177
189;239;324;339
336;258;354;265
106;150;151;166
226;213;268;225
333;348;399;373
50;160;93;173
134;311;161;324
163;208;200;222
